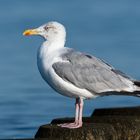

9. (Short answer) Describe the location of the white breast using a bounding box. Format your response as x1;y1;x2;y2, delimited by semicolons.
37;45;96;99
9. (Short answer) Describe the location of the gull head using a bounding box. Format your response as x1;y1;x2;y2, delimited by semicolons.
23;21;66;42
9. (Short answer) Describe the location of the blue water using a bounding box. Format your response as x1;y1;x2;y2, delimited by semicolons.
0;0;140;138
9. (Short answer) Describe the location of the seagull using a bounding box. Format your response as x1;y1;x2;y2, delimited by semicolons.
23;21;140;128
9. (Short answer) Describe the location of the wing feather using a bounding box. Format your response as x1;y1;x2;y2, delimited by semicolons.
52;50;133;93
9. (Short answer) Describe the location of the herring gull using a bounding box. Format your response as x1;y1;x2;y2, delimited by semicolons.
23;21;140;128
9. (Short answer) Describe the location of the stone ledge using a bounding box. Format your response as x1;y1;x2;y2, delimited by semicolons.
35;106;140;140
35;123;116;140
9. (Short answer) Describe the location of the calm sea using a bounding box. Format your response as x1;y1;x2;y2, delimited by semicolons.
0;0;140;138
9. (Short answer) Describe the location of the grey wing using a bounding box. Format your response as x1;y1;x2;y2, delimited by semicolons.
52;50;134;94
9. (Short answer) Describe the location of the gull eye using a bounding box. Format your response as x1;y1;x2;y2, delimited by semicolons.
44;26;49;31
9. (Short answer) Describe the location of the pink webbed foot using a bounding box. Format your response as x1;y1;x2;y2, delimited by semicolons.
58;122;77;127
58;121;82;128
57;122;82;128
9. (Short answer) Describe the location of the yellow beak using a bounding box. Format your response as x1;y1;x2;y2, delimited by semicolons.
23;29;39;36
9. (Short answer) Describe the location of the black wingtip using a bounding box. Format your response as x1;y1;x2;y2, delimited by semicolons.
134;80;140;87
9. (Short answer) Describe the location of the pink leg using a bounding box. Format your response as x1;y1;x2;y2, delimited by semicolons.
75;98;79;124
68;98;83;128
58;98;84;129
77;98;83;127
59;98;79;127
